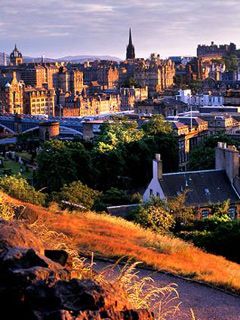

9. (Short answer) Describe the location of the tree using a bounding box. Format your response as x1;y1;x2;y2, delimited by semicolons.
94;187;141;211
142;115;173;136
129;197;175;233
54;181;101;210
95;120;144;153
0;175;46;205
189;134;239;170
36;140;92;192
168;191;194;231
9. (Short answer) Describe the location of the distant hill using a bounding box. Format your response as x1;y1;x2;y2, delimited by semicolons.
23;55;121;63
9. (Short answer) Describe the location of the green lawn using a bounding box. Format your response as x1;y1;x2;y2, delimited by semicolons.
16;152;32;161
0;157;33;179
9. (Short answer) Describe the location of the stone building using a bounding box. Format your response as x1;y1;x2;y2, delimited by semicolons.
58;67;84;94
135;98;188;117
224;89;240;106
82;61;119;90
20;63;60;89
20;64;46;88
0;72;24;114
120;86;148;110
23;86;55;116
59;93;120;117
197;41;236;58
122;54;175;97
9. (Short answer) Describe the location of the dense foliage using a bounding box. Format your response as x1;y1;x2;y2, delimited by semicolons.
178;200;240;263
36;117;178;192
36;140;93;192
53;181;101;210
0;175;46;205
129;197;175;233
188;134;239;170
129;193;194;233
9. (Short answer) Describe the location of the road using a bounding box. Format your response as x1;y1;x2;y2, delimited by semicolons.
94;261;240;320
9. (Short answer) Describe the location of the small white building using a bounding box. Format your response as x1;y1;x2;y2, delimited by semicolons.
143;146;240;218
176;89;224;107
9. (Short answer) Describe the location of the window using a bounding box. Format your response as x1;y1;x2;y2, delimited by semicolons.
156;192;160;197
150;189;153;196
201;209;210;218
228;207;236;220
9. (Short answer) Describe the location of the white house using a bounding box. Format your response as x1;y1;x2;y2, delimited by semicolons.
143;145;240;218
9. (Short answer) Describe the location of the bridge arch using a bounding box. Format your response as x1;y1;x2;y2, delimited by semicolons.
22;126;39;134
60;126;83;136
22;125;83;136
0;124;16;134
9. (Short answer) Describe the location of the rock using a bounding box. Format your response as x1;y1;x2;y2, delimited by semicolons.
0;218;44;255
45;250;69;266
0;220;154;320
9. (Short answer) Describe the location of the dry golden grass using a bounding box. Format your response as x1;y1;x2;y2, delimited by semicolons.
3;192;240;295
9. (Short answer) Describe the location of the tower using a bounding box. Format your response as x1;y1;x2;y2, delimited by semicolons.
10;44;23;66
126;28;135;60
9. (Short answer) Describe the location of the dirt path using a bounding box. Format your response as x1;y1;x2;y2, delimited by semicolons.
94;261;240;320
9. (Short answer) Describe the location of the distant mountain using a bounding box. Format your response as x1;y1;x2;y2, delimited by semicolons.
23;55;121;63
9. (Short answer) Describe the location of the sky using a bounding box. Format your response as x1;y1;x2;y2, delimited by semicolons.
1;0;240;59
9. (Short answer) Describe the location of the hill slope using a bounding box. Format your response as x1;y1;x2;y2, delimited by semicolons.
4;193;240;294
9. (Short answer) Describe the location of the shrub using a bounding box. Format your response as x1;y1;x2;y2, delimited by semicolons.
0;175;46;206
0;194;14;221
94;187;141;211
53;180;101;210
129;198;175;233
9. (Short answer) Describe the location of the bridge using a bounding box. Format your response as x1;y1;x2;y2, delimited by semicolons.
0;115;84;137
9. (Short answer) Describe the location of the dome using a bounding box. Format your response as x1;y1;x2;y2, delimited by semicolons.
10;44;22;59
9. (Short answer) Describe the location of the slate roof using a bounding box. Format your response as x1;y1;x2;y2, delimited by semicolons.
0;75;12;89
160;169;240;207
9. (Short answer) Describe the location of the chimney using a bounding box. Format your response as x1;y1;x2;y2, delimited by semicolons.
153;153;163;180
215;142;239;183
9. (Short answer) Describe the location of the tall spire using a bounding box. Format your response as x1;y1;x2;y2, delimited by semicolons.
126;28;135;60
129;28;133;46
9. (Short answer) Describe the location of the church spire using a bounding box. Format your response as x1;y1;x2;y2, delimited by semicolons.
126;28;135;60
129;28;133;46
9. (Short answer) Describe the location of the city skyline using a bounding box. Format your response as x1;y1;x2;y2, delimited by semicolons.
1;0;240;58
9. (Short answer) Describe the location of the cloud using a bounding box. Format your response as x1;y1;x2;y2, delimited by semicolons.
0;0;240;57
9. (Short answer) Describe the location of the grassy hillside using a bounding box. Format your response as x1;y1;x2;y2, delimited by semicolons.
4;193;240;294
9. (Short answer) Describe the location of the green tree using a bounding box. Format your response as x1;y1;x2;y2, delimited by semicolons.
95;120;144;153
53;181;101;210
94;187;141;210
0;175;46;205
142;115;173;136
188;134;239;170
129;197;175;233
168;191;194;230
36;140;92;192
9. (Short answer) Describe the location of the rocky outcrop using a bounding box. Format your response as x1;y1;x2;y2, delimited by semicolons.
0;219;154;320
0;218;44;254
